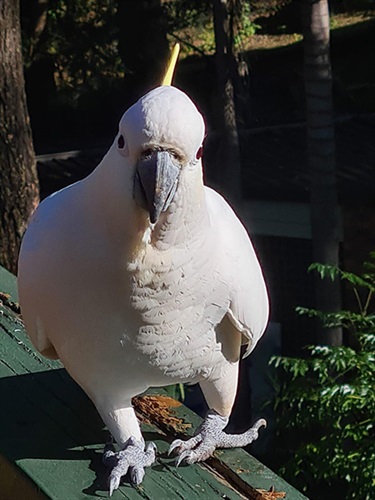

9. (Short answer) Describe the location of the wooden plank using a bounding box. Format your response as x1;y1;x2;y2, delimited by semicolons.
0;352;244;499
0;265;18;301
0;267;307;499
0;455;49;500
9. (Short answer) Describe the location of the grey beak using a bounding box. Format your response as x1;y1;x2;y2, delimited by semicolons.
134;151;180;224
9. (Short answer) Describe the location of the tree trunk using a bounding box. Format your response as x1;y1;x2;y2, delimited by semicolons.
0;0;39;274
302;0;342;346
117;0;170;105
212;0;241;203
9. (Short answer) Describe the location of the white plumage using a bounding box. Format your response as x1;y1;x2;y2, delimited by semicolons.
18;86;269;492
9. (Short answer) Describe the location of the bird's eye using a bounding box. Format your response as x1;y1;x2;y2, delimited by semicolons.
196;146;203;160
117;134;129;157
118;135;125;149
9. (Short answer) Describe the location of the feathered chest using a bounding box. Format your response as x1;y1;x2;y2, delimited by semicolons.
125;238;231;379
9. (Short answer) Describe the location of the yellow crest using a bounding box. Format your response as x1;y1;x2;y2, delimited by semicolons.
161;43;180;86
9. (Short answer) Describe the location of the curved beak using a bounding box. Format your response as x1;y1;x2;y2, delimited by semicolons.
133;151;180;224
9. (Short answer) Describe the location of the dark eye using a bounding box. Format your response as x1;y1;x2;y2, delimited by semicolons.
118;135;125;149
196;146;203;160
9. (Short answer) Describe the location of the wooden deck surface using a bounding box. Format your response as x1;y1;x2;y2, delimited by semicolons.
0;265;308;500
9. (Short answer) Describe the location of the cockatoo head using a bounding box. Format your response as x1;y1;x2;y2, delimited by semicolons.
115;86;205;223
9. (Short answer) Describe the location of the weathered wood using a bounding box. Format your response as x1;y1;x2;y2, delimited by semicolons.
0;267;307;499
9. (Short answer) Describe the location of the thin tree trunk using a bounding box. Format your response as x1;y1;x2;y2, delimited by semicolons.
213;0;241;203
0;0;39;274
302;0;342;346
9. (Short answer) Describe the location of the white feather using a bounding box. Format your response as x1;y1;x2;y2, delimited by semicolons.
18;86;269;445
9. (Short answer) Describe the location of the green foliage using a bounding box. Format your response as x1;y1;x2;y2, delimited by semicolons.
22;0;123;98
164;0;213;56
233;2;261;49
271;255;375;500
164;0;211;33
165;0;260;56
20;0;283;95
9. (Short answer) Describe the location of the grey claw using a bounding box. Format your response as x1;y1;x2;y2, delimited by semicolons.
130;466;145;486
168;439;183;456
147;441;157;453
104;437;156;493
175;449;193;467
108;473;121;497
255;418;267;429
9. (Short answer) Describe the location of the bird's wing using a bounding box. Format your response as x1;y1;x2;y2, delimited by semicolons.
18;182;85;358
205;187;269;356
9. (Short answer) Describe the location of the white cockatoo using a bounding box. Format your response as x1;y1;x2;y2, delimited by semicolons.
18;84;269;495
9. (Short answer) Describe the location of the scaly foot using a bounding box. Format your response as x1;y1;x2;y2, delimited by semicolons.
102;437;156;495
169;410;266;465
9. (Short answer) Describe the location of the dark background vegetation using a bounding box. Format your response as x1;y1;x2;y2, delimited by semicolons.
21;0;374;153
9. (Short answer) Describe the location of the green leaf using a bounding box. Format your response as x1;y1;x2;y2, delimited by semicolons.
273;254;375;499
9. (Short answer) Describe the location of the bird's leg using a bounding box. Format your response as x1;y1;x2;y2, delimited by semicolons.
169;410;266;465
103;437;156;495
98;405;156;495
169;365;266;465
